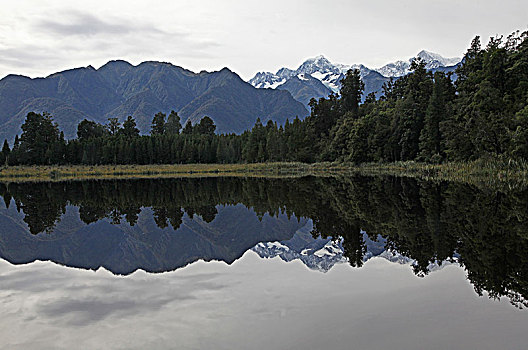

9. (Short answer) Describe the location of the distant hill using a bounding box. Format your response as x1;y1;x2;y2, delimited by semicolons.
0;61;308;141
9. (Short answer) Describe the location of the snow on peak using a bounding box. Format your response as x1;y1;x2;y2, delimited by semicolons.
293;56;370;93
297;73;310;81
417;50;443;60
248;71;286;89
276;67;294;79
416;50;460;67
251;227;458;274
314;240;343;257
303;55;330;65
296;55;339;76
376;50;461;77
248;50;460;94
248;54;378;94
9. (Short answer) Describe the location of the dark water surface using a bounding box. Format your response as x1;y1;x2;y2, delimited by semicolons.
0;176;527;349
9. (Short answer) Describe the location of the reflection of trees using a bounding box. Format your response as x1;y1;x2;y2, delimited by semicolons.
0;183;66;234
308;176;528;308
1;176;528;307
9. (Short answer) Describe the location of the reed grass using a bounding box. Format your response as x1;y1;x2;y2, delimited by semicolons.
0;158;526;190
0;163;322;183
349;157;528;190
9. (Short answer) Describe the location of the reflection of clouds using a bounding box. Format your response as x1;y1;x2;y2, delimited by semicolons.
0;255;526;350
0;263;228;327
39;299;141;325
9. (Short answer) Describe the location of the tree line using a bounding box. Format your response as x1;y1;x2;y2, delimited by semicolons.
1;30;527;166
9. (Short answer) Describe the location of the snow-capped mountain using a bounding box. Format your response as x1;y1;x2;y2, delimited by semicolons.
249;55;388;106
295;55;379;93
251;220;457;273
248;51;461;107
375;50;461;77
249;71;286;89
249;55;370;94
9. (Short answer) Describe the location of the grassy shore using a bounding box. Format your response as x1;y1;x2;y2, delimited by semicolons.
351;158;528;189
0;159;527;189
0;162;333;182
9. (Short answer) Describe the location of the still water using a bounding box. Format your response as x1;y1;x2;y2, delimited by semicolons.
0;176;527;349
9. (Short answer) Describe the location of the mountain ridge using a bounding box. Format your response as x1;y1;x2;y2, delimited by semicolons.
0;60;308;142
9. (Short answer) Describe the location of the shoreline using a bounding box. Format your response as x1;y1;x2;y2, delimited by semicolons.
0;163;330;182
0;160;526;189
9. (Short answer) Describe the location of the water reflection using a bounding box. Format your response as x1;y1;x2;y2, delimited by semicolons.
4;254;527;350
0;176;528;307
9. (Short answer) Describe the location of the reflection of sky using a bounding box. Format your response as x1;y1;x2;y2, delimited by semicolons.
0;253;526;350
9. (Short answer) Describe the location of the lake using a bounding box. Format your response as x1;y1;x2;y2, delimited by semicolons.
0;176;527;349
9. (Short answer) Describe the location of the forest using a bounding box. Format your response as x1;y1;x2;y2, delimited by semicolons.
1;30;527;166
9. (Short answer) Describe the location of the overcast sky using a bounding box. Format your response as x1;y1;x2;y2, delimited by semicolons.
0;0;526;80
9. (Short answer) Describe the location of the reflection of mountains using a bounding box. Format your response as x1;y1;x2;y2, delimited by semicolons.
0;176;527;307
0;202;306;275
252;220;449;273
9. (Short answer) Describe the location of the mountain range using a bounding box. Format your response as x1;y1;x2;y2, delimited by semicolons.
249;50;461;106
0;50;460;142
0;61;308;141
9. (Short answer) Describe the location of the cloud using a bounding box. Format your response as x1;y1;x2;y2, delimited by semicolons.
0;46;63;69
37;297;179;326
0;9;221;78
33;11;166;38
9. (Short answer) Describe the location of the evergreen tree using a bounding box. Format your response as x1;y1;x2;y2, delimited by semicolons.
166;111;182;135
121;116;140;138
419;72;453;162
340;68;364;116
242;118;264;162
182;120;193;135
307;93;341;158
19;112;61;164
151;112;166;135
1;140;10;165
195;116;216;135
397;59;433;160
77;119;106;140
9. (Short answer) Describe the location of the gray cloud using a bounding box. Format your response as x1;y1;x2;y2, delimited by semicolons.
33;11;166;38
37;297;180;326
0;46;62;69
0;9;221;78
